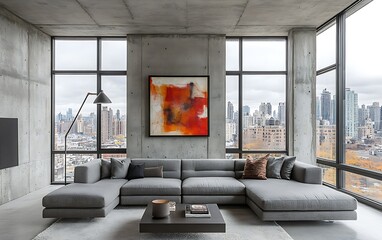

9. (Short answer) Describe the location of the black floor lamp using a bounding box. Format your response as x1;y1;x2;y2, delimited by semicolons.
64;90;111;185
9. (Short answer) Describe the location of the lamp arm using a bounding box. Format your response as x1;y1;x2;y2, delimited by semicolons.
64;92;97;185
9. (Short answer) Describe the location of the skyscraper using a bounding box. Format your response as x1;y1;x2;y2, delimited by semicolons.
321;88;331;121
67;108;73;121
345;88;358;138
101;106;113;143
116;109;121;121
368;102;380;131
330;95;336;124
278;102;286;125
243;105;250;116
316;96;321;120
358;104;368;127
266;103;272;115
259;102;272;116
227;101;234;120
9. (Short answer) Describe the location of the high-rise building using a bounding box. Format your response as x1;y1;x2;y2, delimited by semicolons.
101;106;113;143
227;101;234;120
243;105;250;116
316;97;321;120
278;102;286;125
259;102;272;116
358;104;368;127
76;114;84;133
321;88;331;121
330;96;336;124
67;108;73;121
345;88;358;138
368;102;380;131
116;109;121;121
266;103;272;115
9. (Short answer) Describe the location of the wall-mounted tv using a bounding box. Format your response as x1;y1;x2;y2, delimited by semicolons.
0;118;19;170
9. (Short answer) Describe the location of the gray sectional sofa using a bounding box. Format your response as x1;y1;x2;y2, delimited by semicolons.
42;158;357;221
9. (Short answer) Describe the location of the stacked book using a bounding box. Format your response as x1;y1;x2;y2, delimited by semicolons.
185;204;211;218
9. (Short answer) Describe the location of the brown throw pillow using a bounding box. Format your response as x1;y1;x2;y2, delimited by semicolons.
242;154;270;180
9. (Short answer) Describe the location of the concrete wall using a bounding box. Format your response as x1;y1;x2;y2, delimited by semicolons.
287;28;316;165
0;8;51;205
127;35;225;159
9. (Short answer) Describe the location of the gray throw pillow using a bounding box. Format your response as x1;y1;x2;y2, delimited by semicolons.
111;158;130;179
101;159;111;179
280;156;296;180
266;157;285;179
144;166;163;178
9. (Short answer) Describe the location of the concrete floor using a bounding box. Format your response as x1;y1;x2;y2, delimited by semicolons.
0;186;381;240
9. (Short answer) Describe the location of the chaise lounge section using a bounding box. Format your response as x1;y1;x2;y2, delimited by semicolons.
237;161;357;221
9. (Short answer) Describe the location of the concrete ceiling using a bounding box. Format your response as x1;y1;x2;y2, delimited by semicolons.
0;0;355;36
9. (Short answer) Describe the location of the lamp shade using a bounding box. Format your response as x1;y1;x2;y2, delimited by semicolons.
93;90;112;104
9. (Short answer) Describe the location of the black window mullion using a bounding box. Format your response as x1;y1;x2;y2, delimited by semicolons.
336;13;346;190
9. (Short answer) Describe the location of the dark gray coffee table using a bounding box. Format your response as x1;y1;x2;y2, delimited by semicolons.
139;203;225;233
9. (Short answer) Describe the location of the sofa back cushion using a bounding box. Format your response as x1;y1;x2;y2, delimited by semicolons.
181;159;235;180
131;159;181;179
234;159;246;179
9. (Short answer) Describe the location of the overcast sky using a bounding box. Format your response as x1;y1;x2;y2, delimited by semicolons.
226;39;286;114
54;39;126;116
317;0;382;106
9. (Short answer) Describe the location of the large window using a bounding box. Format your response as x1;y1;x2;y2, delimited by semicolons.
52;38;127;183
316;23;337;163
226;38;287;158
316;0;382;208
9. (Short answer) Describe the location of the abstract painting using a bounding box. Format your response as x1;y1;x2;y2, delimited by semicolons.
149;76;209;136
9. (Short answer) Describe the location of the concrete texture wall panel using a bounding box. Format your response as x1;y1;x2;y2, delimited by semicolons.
0;8;51;205
127;35;143;158
207;36;226;158
288;28;316;165
29;160;50;192
29;83;51;162
127;34;225;159
28;29;51;83
0;10;28;79
1;163;30;203
0;75;30;165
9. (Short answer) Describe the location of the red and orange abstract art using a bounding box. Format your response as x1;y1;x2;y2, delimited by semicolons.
149;76;209;136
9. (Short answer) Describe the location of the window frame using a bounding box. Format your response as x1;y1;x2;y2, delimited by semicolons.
51;36;127;184
226;37;288;158
316;0;382;210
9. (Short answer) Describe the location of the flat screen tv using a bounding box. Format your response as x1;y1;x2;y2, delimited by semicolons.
0;118;18;170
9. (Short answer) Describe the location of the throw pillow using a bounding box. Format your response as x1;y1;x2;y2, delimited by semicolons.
110;158;130;179
266;157;285;179
144;166;164;178
127;163;145;180
280;156;296;180
242;154;270;180
100;159;111;179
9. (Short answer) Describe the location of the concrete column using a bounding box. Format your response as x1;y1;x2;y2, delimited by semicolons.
287;28;316;165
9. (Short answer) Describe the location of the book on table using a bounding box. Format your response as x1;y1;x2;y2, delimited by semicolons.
185;204;211;218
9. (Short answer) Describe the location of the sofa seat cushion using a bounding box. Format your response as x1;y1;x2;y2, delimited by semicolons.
240;179;357;211
43;179;127;208
120;178;181;196
183;177;246;195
